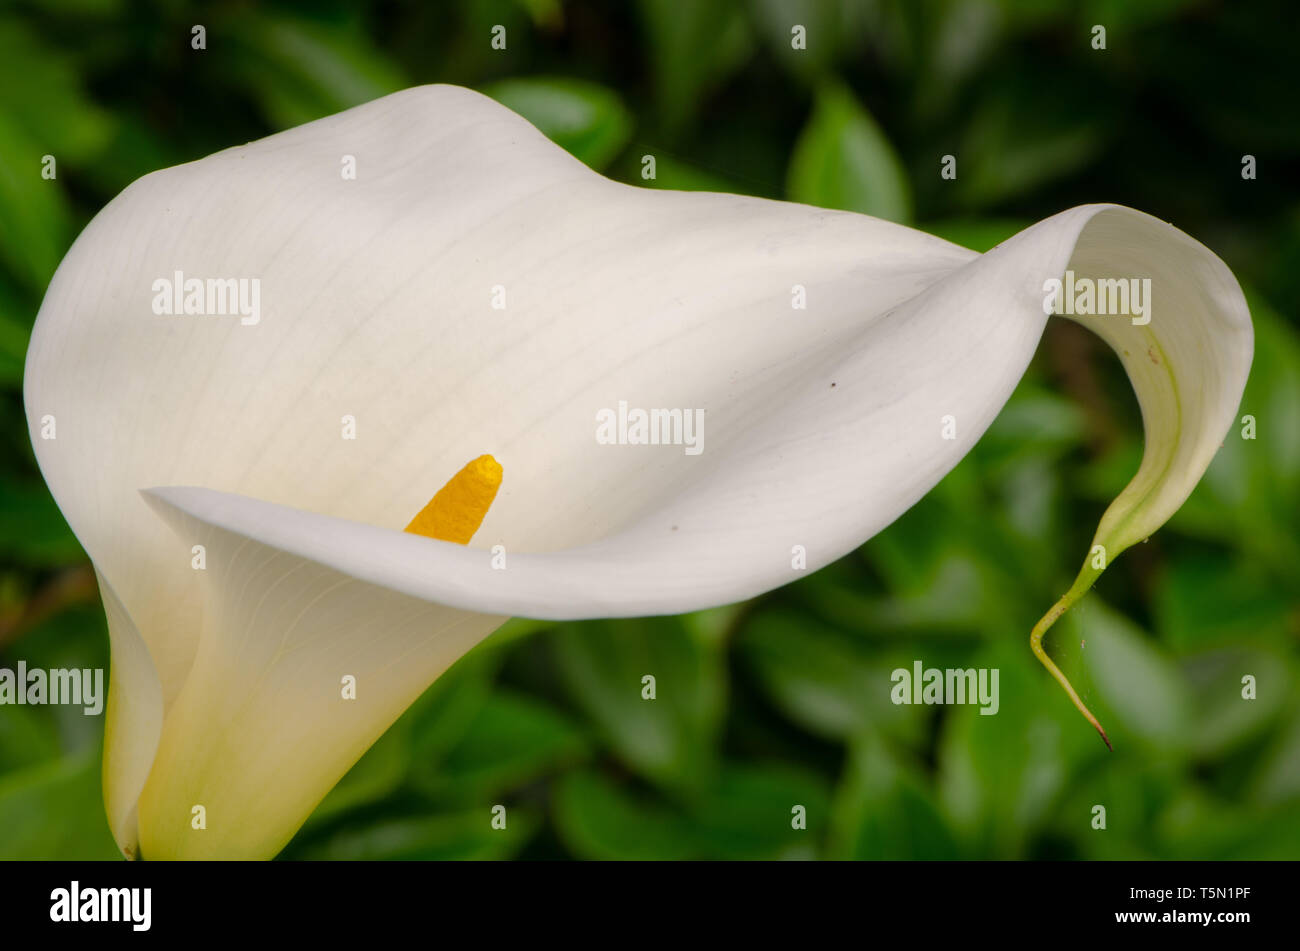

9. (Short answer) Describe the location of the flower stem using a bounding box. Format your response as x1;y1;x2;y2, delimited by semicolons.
1030;565;1111;750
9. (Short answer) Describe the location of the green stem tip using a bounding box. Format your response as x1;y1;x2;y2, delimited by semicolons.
1030;564;1111;751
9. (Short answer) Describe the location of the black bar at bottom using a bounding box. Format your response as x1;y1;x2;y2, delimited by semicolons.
0;860;1279;939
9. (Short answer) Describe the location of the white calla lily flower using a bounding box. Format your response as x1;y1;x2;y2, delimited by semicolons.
23;85;1252;860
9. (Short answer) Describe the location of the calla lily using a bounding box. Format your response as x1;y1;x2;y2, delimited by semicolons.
23;85;1252;860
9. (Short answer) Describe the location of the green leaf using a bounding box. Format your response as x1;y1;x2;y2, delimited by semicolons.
938;639;1096;857
1052;757;1183;859
1079;0;1206;30
552;769;698;860
1184;648;1291;758
551;617;724;795
0;751;120;859
831;732;960;859
977;385;1090;469
856;477;1035;630
408;650;502;773
1;604;109;756
687;763;830;859
0;20;115;162
1170;295;1300;575
290;808;537;860
904;0;1006;121
952;77;1105;210
75;115;182;206
6;603;109;676
1153;787;1300;860
792;538;996;640
1079;600;1194;749
748;0;874;81
0;480;85;567
227;12;408;128
1154;551;1294;654
513;0;564;29
787;81;912;222
679;604;743;650
0;702;60;773
0;113;74;291
1248;707;1300;808
738;608;914;740
637;0;754;135
480;77;633;171
0;282;31;385
922;218;1029;253
428;690;587;801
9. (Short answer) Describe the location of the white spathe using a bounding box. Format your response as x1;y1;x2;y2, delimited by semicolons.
23;85;1252;859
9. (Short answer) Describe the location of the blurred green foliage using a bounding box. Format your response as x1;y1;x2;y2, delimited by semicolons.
1;0;1297;860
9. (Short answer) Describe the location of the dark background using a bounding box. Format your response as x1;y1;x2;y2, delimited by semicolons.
1;0;1297;859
